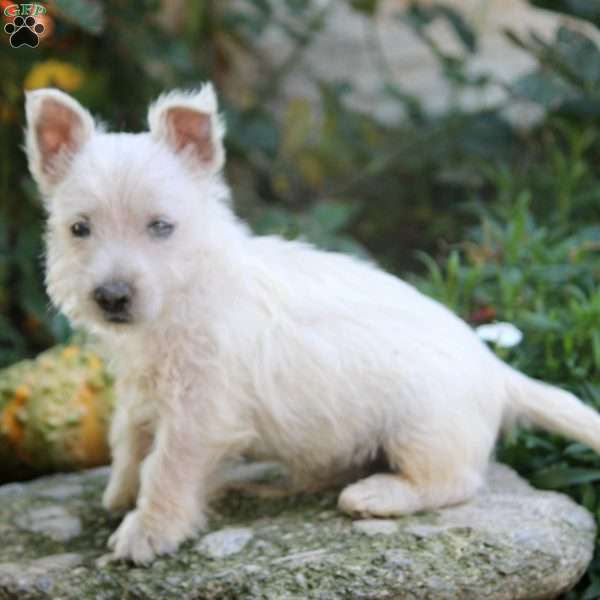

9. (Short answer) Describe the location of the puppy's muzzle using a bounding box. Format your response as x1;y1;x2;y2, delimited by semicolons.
93;280;134;323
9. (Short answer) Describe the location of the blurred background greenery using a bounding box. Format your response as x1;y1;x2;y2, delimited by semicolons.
1;0;600;596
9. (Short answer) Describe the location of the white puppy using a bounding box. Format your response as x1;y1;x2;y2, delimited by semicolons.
24;85;600;565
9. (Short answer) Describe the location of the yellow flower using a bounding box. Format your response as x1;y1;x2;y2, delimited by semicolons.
86;355;103;372
14;385;31;400
61;346;80;360
24;60;84;92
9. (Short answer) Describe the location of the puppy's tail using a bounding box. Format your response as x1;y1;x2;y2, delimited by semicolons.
505;367;600;454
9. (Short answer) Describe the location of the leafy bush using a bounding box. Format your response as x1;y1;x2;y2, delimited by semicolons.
413;124;600;597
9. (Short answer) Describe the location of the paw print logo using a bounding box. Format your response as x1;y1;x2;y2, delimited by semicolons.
4;15;44;48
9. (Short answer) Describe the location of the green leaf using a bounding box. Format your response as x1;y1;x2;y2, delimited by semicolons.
399;3;476;52
53;0;105;35
582;579;600;600
350;0;378;16
511;71;579;108
520;312;563;334
252;0;272;17
554;26;600;87
227;108;280;159
284;0;310;14
531;466;600;489
221;12;268;37
566;0;600;20
252;208;296;238
310;202;356;233
435;5;477;53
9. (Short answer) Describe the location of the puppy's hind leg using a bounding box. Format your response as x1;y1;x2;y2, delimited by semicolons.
338;430;488;518
338;470;482;518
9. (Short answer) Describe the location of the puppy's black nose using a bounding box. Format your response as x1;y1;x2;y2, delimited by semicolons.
93;281;133;316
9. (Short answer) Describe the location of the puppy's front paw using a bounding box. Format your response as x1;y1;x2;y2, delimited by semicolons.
108;509;182;565
102;478;137;513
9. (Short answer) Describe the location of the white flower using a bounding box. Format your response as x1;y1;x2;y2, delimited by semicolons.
475;322;523;348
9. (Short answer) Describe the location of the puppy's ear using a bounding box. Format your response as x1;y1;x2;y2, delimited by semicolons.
25;88;95;195
148;83;225;175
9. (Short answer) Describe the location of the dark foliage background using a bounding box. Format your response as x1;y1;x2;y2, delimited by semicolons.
1;1;600;596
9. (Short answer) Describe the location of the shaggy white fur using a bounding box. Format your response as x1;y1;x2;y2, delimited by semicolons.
24;85;600;565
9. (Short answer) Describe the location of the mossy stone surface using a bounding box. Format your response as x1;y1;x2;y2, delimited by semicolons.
0;463;594;599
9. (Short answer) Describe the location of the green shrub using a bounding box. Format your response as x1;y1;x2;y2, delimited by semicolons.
413;127;600;597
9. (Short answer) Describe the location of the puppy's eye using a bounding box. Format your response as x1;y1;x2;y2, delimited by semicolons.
70;221;91;238
148;219;175;239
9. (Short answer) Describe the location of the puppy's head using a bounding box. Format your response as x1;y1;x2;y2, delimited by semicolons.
25;85;229;333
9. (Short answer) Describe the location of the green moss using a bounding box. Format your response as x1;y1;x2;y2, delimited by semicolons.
0;465;593;599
